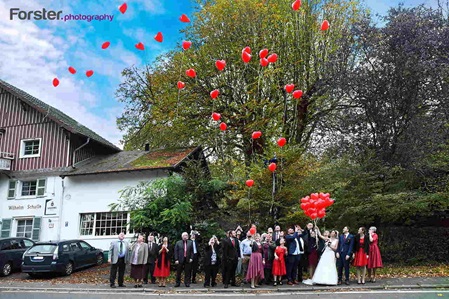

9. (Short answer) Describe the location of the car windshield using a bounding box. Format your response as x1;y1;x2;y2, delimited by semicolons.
28;244;57;254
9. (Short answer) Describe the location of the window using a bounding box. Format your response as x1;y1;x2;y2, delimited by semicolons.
16;219;33;238
20;179;46;197
62;244;70;252
69;242;80;251
28;244;57;254
7;180;16;199
20;139;42;158
79;241;91;250
79;212;129;237
20;239;34;248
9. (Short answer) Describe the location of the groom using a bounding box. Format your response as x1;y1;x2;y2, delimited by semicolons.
336;226;354;285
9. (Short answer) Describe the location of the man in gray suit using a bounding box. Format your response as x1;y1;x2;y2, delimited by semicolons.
109;232;129;288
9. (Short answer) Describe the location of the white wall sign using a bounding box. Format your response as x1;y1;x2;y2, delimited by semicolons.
45;199;57;215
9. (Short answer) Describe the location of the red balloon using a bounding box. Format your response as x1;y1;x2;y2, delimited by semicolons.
260;58;269;67
317;209;326;218
186;69;196;78
328;199;335;206
321;20;330;31
219;122;227;131
119;3;127;14
177;81;185;89
300;197;308;203
68;67;76;74
154;32;163;43
267;53;278;63
252;131;262;139
242;46;251;54
306;208;316;215
249;227;256;235
259;48;269;59
101;41;110;49
182;40;192;50
246;179;254;187
86;70;94;77
268;162;277;172
277;137;287;147
135;42;145;50
180;14;191;23
210;89;220;99
215;60;226;71
285;84;295;93
300;203;307;210
310;193;319;200
52;78;59;87
292;0;301;10
242;51;252;63
212;112;221;121
293;90;303;99
324;193;330;199
310;213;318;220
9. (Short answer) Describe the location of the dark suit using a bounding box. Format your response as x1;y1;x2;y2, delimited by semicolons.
272;231;282;243
203;243;221;287
144;241;159;283
285;232;307;283
174;239;194;285
337;233;355;282
190;239;200;283
298;229;311;282
222;237;241;286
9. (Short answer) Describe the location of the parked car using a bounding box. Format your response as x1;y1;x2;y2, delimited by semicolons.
22;239;103;277
0;237;35;276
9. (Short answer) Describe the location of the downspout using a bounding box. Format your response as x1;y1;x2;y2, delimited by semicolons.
72;138;90;168
57;176;65;241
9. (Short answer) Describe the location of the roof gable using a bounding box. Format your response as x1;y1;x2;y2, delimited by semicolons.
0;79;120;152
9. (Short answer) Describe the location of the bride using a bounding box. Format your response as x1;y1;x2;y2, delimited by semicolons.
304;229;339;286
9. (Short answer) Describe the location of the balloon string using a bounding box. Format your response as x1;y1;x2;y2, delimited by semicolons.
177;51;186;118
248;187;251;225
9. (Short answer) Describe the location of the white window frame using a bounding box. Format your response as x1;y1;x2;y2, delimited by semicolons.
79;212;130;238
19;138;42;158
7;180;17;199
15;219;33;239
19;179;46;199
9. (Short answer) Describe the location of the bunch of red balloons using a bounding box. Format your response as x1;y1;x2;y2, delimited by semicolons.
300;192;334;220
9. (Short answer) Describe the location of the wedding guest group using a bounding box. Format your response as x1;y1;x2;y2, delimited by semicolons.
107;223;383;288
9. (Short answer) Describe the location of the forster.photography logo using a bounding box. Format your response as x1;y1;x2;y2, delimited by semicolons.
9;8;114;22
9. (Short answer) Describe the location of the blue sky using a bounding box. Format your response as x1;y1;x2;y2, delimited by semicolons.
0;0;439;147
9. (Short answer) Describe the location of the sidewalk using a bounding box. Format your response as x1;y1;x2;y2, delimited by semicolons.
1;277;448;293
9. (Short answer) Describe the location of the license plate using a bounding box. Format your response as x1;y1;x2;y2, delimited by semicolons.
33;256;44;260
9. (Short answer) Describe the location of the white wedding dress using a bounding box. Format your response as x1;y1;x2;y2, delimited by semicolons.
310;239;338;285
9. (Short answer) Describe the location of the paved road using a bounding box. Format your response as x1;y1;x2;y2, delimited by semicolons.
1;290;448;299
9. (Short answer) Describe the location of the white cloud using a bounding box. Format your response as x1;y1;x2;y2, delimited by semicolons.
0;1;126;148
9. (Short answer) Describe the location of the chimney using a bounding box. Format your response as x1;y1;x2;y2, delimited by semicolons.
144;143;150;151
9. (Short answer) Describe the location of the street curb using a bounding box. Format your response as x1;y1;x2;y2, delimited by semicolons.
1;284;448;294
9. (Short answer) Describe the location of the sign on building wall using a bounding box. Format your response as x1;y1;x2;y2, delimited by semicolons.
45;199;58;215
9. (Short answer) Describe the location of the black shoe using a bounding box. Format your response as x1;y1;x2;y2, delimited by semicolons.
118;284;126;287
143;281;148;284
231;283;240;287
134;285;138;288
224;284;229;288
345;281;350;285
185;284;190;287
151;281;156;284
192;280;197;284
338;280;342;285
175;283;180;287
212;283;217;287
110;284;116;288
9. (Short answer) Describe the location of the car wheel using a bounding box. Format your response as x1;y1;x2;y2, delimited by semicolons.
96;254;104;266
1;262;12;276
64;261;74;276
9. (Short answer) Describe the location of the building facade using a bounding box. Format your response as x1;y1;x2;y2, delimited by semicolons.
0;79;206;250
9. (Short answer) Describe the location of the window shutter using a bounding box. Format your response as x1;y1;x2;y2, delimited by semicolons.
7;181;16;199
32;217;41;241
1;219;12;238
37;179;46;196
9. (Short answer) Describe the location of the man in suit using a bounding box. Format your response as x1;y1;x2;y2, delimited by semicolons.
337;226;355;285
190;231;201;284
272;225;281;243
222;229;241;288
108;232;129;288
174;232;194;287
285;225;307;285
297;222;313;282
143;234;159;284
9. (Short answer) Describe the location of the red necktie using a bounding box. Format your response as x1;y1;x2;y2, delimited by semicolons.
231;238;235;247
184;241;187;257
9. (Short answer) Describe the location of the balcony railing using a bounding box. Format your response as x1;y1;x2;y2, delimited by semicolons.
0;152;14;170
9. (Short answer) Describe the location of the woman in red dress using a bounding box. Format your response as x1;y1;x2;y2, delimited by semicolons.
353;227;370;284
367;226;383;283
272;237;287;286
153;237;171;287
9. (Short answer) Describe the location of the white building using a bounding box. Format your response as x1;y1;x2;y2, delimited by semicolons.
0;79;206;250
